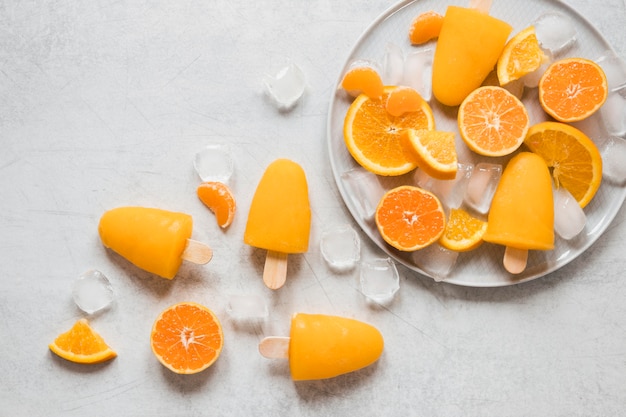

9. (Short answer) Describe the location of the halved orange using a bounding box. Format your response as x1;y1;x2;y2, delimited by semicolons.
197;181;236;228
49;319;117;364
344;86;435;176
405;129;457;180
408;11;444;45
385;86;426;117
375;185;445;251
150;302;224;374
524;121;602;208
497;26;547;86
439;208;487;252
458;86;530;157
340;63;384;99
538;58;608;122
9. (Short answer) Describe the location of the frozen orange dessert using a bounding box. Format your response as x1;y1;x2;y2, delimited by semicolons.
432;6;512;106
98;206;197;279
483;152;554;251
259;313;384;381
244;159;311;289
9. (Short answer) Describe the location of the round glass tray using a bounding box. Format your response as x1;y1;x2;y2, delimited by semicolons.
327;0;626;287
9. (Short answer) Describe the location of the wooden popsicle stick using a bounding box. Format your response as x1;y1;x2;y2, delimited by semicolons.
469;0;493;13
503;246;528;274
181;239;213;264
263;250;288;290
259;336;290;359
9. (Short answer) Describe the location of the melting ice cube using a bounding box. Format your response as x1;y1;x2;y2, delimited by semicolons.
359;258;400;303
72;270;114;314
382;42;405;86
464;163;502;214
403;48;434;101
412;244;459;282
194;143;234;183
320;225;361;271
340;167;386;221
263;62;306;110
600;136;626;185
533;12;577;56
226;294;268;321
553;186;586;240
600;89;626;137
596;51;626;91
416;163;473;210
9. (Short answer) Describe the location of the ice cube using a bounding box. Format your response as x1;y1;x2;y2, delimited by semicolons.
320;225;361;271
600;88;626;137
263;62;306;110
403;48;434;101
427;163;474;210
226;294;268;321
553;186;586;240
533;12;577;56
596;51;626;91
194;143;234;183
382;42;405;86
464;163;502;214
412;244;459;282
340;167;386;221
359;258;400;303
600;136;626;185
72;270;114;314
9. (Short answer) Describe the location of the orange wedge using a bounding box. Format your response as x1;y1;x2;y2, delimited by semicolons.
497;26;547;86
458;86;530;157
344;86;435;176
439;208;487;252
49;319;117;364
340;63;384;99
409;11;444;45
197;181;236;228
524;121;602;208
385;86;427;117
405;129;457;180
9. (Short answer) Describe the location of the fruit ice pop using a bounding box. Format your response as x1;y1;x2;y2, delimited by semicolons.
432;5;512;106
259;313;384;381
482;152;554;273
99;206;211;279
244;159;311;289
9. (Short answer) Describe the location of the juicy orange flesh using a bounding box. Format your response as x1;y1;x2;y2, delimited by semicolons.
409;11;444;45
385;87;425;117
49;319;116;363
524;123;602;207
341;67;384;99
197;182;236;228
344;88;434;175
375;186;445;251
440;208;487;251
540;59;607;121
413;130;456;164
151;303;223;373
498;27;545;84
460;87;529;155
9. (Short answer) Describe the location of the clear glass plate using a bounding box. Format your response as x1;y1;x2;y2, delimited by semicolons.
327;0;626;287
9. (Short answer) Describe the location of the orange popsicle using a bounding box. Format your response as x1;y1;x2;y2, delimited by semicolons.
259;313;384;381
432;5;512;106
244;159;311;289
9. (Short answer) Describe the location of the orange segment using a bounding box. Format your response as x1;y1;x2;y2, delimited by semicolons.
375;185;445;251
524;121;602;208
538;58;608;122
197;182;236;228
49;319;117;364
439;208;487;252
340;63;384;99
385;86;426;117
405;129;457;180
409;11;444;45
150;302;224;374
497;26;547;85
344;86;436;176
458;86;530;157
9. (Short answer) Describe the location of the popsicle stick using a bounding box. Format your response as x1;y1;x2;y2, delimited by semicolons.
469;0;492;13
259;336;290;359
263;250;288;290
503;246;528;274
181;239;213;264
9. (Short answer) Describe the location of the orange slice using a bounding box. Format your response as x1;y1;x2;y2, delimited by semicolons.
375;185;445;251
150;302;224;374
49;319;117;364
197;182;236;228
408;11;444;45
385;86;426;117
524;121;602;208
340;63;384;99
405;129;457;180
439;208;487;252
344;86;436;176
538;57;608;122
497;26;547;86
458;86;530;157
